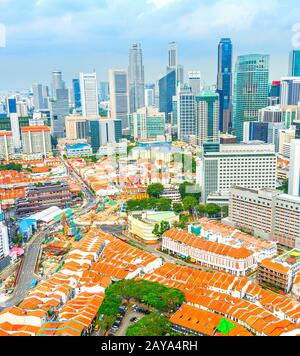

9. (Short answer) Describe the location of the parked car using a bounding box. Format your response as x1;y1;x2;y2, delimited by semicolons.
130;317;138;323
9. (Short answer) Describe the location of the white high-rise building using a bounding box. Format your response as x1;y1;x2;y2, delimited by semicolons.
79;72;99;117
289;140;300;197
109;69;129;130
0;207;9;265
189;71;201;94
168;42;178;71
200;142;277;203
10;114;22;150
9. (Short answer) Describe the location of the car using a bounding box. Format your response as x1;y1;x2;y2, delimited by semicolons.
108;334;115;337
130;317;138;323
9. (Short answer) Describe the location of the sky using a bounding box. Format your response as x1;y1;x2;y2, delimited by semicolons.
0;0;300;91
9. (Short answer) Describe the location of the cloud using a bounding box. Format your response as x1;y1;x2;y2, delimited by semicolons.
147;0;183;10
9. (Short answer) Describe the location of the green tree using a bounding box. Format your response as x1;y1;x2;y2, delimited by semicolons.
196;204;206;217
126;314;172;337
173;202;184;214
153;221;171;238
147;183;164;198
205;203;222;217
156;198;171;211
183;196;198;214
179;181;201;200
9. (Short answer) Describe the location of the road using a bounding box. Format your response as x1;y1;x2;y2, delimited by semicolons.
115;310;142;336
0;156;96;311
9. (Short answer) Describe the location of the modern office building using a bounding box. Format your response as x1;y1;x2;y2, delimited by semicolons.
33;84;49;111
145;83;156;107
0;131;14;160
130;107;165;141
99;82;110;102
233;54;269;142
79;72;99;117
50;88;69;139
177;85;197;143
128;43;145;114
196;90;219;146
280;77;300;106
52;71;65;100
243;121;268;143
200;142;277;203
279;128;296;156
72;79;81;109
259;105;283;123
188;71;201;95
16;101;29;117
109;69;129;129
289;140;300;197
159;70;176;124
21;126;52;156
65;115;89;143
177;64;184;86
217;38;233;133
289;50;300;77
168;42;178;72
268;80;281;105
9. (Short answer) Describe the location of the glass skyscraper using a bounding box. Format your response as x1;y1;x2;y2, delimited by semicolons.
217;38;233;133
289;50;300;77
233;54;269;142
128;43;145;114
159;70;176;124
177;85;196;143
72;79;81;109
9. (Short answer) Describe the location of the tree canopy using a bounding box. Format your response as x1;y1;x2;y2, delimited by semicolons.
126;314;172;337
147;183;164;198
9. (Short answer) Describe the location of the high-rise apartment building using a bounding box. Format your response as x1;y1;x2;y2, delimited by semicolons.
79;72;99;117
21;126;52;156
217;38;233;133
289;50;300;77
233;54;269;142
109;69;129;129
177;85;197;143
196;90;219;146
289;139;300;197
128;43;145;114
188;71;201;95
200;142;277;203
129;107;165;140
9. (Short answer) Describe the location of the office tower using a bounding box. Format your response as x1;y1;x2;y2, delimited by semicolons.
33;84;48;111
72;79;81;109
128;43;145;113
289;140;300;197
200;142;276;203
172;96;178;126
289;50;300;77
177;64;184;86
243;121;269;142
130;107;165;140
99;82;110;102
159;70;176;124
79;72;99;117
217;38;233;132
168;42;178;71
196;90;219;146
268;80;281;105
7;97;17;115
233;54;269;142
21;126;52;156
177;85;196;143
189;71;201;94
50;88;69;139
259;105;283;123
279;128;296;156
52;71;65;100
17;102;28;117
109;69;129;129
0;131;14;160
145;84;156;107
280;77;300;105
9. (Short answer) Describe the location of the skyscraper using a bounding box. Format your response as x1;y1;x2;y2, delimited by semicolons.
50;88;69;139
196;90;219;146
177;85;197;143
109;69;129;129
188;71;201;94
145;84;156;107
52;71;65;100
289;50;300;77
280;77;300;106
233;54;270;142
128;43;145;113
33;84;48;111
217;38;233;133
159;70;176;124
99;82;110;102
79;72;99;117
289;139;300;197
72;79;81;110
168;42;178;71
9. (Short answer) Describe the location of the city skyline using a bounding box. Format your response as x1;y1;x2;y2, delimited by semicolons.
0;0;300;90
